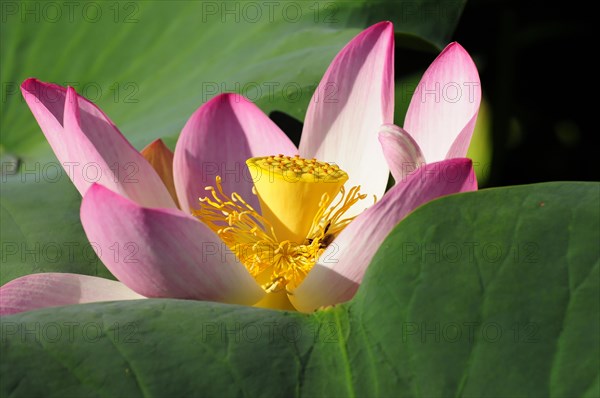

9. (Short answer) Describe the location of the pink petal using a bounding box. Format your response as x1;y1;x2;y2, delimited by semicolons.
445;113;480;159
403;42;481;162
21;79;175;208
299;22;395;204
290;158;477;312
80;183;265;305
378;124;426;183
173;93;297;213
0;273;143;316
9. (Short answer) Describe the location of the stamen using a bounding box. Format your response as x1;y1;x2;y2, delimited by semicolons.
305;185;368;248
194;157;369;299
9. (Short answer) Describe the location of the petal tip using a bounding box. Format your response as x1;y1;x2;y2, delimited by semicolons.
442;157;474;171
63;85;81;124
454;157;473;167
81;182;111;211
65;85;79;102
20;77;39;92
378;124;404;138
143;138;168;151
21;78;66;98
20;78;64;98
371;20;394;32
441;41;476;65
433;158;477;190
208;92;250;106
352;21;394;45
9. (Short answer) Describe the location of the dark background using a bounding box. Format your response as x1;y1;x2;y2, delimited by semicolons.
273;1;596;188
454;0;595;186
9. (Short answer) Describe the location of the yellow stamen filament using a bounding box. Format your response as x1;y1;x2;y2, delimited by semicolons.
193;155;368;303
307;185;368;244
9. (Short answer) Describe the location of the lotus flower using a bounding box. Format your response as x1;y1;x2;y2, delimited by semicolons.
0;22;480;315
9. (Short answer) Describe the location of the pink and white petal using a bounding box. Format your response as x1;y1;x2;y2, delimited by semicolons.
21;79;175;209
0;273;143;316
174;93;297;213
404;43;481;162
378;124;426;183
299;22;395;205
80;183;265;306
289;158;477;312
445;112;479;159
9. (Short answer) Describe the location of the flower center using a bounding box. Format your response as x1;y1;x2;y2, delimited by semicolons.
193;154;367;306
246;155;349;243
